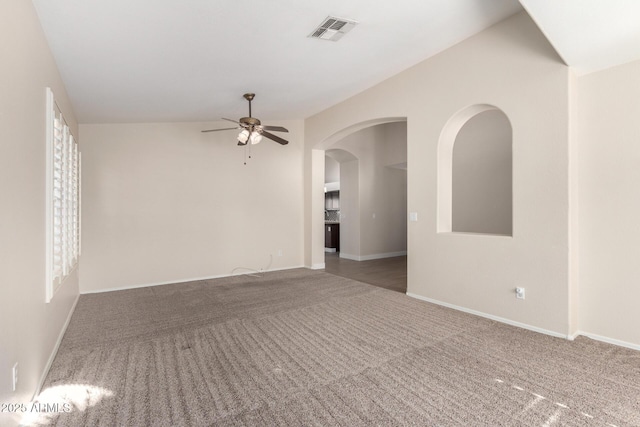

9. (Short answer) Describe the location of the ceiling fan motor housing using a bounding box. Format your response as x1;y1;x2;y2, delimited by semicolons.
239;117;261;126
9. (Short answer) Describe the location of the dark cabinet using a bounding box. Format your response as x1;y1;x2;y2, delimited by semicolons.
325;223;340;251
325;191;340;210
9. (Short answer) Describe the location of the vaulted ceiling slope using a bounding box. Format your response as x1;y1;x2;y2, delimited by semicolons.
31;1;640;123
520;0;640;76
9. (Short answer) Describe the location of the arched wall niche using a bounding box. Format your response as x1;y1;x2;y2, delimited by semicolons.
437;104;513;236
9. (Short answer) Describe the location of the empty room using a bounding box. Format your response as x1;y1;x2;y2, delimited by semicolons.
2;1;640;426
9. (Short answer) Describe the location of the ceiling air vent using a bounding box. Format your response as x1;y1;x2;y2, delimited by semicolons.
309;16;358;42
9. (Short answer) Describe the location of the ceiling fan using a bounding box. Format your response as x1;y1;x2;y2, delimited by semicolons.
202;93;289;146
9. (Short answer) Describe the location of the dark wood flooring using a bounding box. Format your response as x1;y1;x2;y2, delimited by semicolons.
324;253;407;293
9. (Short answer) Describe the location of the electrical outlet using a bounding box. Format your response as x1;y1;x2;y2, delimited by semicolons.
12;363;18;392
277;249;283;257
515;287;525;300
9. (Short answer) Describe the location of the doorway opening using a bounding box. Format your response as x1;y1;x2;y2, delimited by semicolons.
321;121;407;292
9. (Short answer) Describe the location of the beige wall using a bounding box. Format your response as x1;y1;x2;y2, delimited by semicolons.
338;159;360;257
577;59;640;347
0;1;79;424
79;121;304;292
306;12;574;336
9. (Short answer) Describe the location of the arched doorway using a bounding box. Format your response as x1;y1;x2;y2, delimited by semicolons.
317;119;408;292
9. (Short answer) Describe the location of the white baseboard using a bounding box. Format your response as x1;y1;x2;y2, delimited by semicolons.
81;265;305;294
574;331;640;351
33;293;80;399
407;293;640;351
567;330;580;341
310;263;326;270
406;292;570;340
324;248;337;253
340;251;407;261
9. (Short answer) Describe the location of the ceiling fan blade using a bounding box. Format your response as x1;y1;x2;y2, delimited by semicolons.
262;125;289;133
222;118;241;124
261;131;289;145
201;127;238;133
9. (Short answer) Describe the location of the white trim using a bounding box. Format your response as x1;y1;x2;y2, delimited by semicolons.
406;292;570;340
576;331;640;352
567;330;580;341
81;265;305;294
33;293;80;399
406;293;640;351
310;263;326;270
324;248;337;253
340;251;407;261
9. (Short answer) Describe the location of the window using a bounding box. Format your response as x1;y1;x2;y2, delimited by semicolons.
46;88;80;302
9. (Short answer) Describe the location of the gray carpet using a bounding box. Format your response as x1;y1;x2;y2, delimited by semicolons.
27;269;640;426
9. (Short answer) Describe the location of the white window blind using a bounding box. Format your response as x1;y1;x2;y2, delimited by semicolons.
46;88;80;303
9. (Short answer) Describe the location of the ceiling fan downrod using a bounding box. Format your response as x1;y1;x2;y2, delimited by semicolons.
243;93;255;117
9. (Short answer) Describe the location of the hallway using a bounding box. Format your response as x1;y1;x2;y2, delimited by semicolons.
324;253;407;293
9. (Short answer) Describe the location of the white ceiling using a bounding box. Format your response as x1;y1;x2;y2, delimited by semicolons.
31;1;640;124
519;0;640;76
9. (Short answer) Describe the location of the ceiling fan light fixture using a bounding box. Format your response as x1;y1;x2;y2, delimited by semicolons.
238;129;250;143
250;132;262;145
